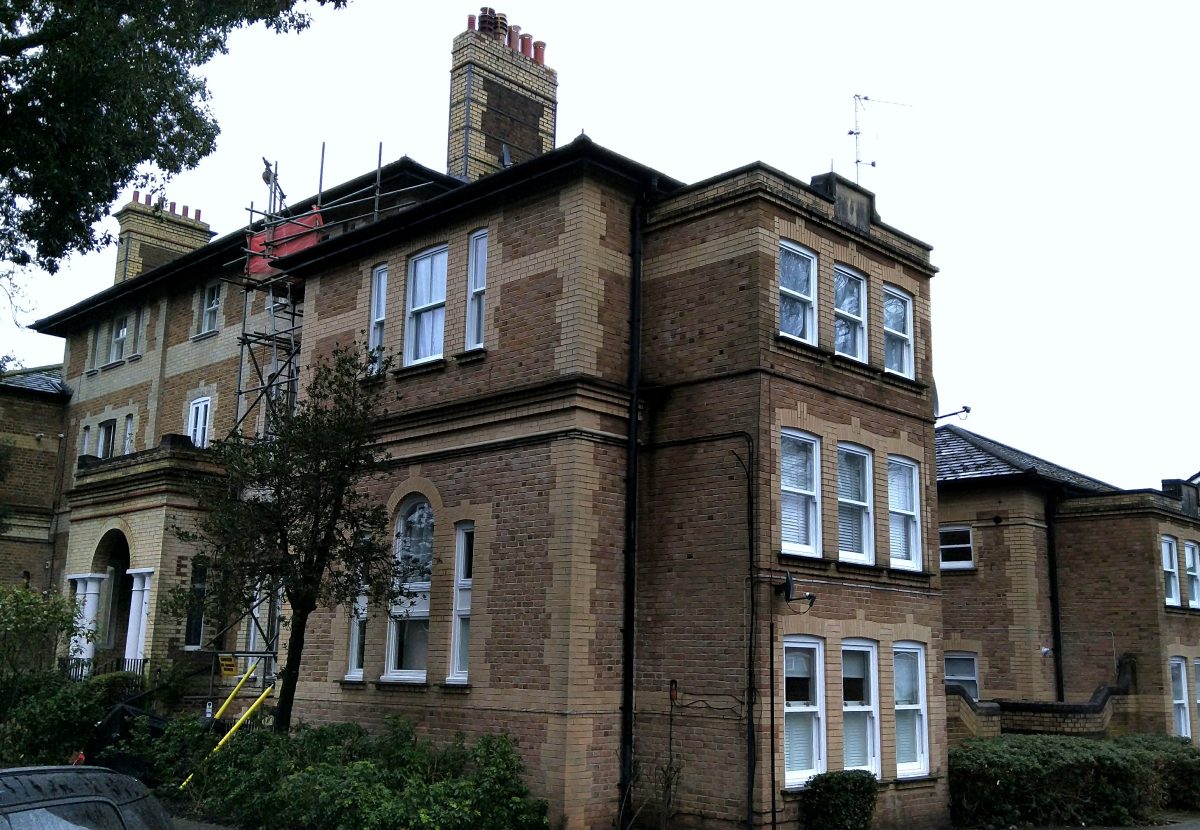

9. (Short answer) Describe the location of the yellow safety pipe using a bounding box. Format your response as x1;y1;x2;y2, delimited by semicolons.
212;660;260;722
180;683;274;791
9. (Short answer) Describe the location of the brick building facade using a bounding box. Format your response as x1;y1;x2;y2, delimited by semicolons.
937;423;1200;739
13;12;948;828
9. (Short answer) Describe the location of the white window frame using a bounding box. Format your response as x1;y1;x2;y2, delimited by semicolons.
130;306;143;355
1186;541;1200;609
833;265;866;361
1194;659;1200;741
346;594;367;681
945;651;979;700
108;315;127;363
1171;656;1191;738
122;414;134;455
1164;536;1181;607
779;241;817;345
201;281;222;333
465;230;488;351
81;425;91;456
368;263;388;365
888;456;921;571
783;635;825;787
448;522;474;684
188;397;211;449
385;498;434;682
184;563;207;650
882;285;914;378
405;245;448;365
939;525;974;570
781;430;821;558
841;639;880;777
893;642;929;778
97;419;116;460
836;444;873;565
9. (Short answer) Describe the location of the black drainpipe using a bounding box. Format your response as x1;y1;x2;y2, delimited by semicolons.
1045;488;1065;701
618;193;646;830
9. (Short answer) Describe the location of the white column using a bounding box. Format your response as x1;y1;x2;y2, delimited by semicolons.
124;571;153;662
67;573;106;664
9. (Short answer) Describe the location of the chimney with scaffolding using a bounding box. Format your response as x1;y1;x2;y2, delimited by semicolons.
447;8;558;182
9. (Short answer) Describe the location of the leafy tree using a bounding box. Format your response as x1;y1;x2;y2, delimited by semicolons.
0;584;88;712
0;0;346;273
175;342;408;732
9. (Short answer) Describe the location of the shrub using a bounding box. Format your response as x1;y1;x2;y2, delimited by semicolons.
949;734;1159;829
1115;733;1200;810
797;770;878;830
0;671;137;766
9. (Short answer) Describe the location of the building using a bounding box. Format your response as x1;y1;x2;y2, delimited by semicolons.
16;11;947;828
937;423;1200;740
0;365;69;589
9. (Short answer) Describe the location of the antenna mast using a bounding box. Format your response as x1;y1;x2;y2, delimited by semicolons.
847;94;911;183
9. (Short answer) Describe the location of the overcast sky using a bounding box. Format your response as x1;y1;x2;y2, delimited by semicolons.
4;1;1196;490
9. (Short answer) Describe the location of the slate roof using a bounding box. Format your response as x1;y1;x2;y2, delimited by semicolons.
935;423;1115;493
0;364;69;397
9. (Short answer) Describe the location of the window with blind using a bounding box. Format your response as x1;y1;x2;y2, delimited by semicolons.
894;643;928;777
837;445;873;564
368;264;387;369
405;246;447;365
781;431;820;557
888;457;920;570
1164;536;1181;607
783;636;825;787
1186;541;1200;608
841;640;879;776
1171;657;1191;739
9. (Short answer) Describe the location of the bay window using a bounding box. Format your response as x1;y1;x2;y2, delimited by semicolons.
779;242;816;345
883;285;913;378
1164;536;1181;607
1171;657;1191;738
834;266;865;360
405;246;447;365
386;498;434;681
894;643;928;777
842;640;879;776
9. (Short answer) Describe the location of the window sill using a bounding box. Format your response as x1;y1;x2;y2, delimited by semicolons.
100;359;126;371
391;358;446;380
340;677;366;688
191;329;220;343
374;678;429;692
830;352;879;378
880;368;928;391
940;563;976;572
85;369;99;378
127;353;142;363
775;334;831;364
453;348;486;365
781;772;939;798
441;680;470;692
777;553;935;585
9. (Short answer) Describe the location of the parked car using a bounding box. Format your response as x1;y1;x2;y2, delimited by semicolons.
0;766;173;829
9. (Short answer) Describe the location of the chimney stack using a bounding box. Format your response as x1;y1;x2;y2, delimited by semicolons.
447;8;557;182
111;192;215;284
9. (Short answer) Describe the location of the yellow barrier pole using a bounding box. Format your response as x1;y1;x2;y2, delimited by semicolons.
212;660;260;722
180;684;274;791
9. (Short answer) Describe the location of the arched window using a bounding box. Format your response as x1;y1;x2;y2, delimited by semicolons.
385;498;433;681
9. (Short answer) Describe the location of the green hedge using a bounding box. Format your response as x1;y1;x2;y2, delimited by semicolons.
127;715;547;830
0;671;138;766
797;770;878;830
949;733;1200;828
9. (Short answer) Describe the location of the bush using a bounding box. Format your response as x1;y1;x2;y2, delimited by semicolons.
949;734;1160;828
163;718;547;830
1115;733;1200;810
797;770;878;830
0;671;138;766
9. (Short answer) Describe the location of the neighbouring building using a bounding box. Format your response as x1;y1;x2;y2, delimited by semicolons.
0;366;69;589
14;10;948;828
937;423;1200;741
